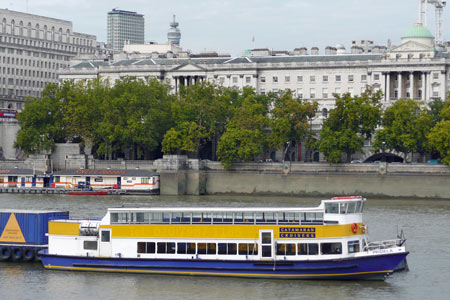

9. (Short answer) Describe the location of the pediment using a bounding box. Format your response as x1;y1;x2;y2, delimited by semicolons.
171;63;206;72
390;40;433;52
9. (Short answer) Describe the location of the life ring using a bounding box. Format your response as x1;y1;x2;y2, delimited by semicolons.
12;247;23;261
23;248;35;261
1;246;12;261
351;223;359;234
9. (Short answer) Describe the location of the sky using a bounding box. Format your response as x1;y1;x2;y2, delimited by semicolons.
2;0;450;56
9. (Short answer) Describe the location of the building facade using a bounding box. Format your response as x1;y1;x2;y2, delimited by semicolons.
0;8;97;101
107;9;144;51
0;8;97;159
60;24;450;162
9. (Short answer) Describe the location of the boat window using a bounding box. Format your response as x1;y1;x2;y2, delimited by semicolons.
243;212;254;224
213;212;223;223
239;243;249;255
348;240;360;253
360;201;365;213
321;242;342;255
355;201;362;213
255;212;264;223
177;242;196;254
325;203;339;214
207;243;216;255
83;241;97;250
192;212;202;223
279;212;299;224
197;243;207;254
101;231;110;242
171;212;182;223
223;212;233;224
218;243;238;255
137;242;155;254
181;212;191;223
150;212;163;223
157;242;175;254
118;212;129;223
309;243;319;255
277;243;296;256
261;232;272;244
234;212;244;223
264;212;277;224
135;212;146;223
339;203;348;214
249;243;258;255
110;213;118;223
203;212;213;223
298;243;319;255
238;243;259;255
347;202;357;214
163;212;170;223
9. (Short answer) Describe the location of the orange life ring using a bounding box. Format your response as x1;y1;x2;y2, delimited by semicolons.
351;223;358;234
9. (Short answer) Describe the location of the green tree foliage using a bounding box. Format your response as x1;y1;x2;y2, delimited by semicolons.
374;99;432;162
318;89;383;164
428;120;450;165
162;82;233;158
217;94;269;169
14;84;66;154
268;91;317;161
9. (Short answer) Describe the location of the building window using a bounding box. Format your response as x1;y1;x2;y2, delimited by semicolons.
374;74;380;80
322;108;328;118
232;77;238;83
322;88;328;98
322;75;328;83
273;76;278;83
297;75;303;83
348;75;354;82
245;76;251;84
348;87;354;96
285;76;290;83
310;76;315;83
310;88;315;99
260;89;266;95
260;76;266;83
335;75;341;82
297;88;303;98
361;75;367;82
335;87;341;96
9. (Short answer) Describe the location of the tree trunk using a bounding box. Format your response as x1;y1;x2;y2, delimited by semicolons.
283;141;291;162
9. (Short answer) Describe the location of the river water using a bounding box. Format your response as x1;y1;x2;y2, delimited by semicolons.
0;194;449;300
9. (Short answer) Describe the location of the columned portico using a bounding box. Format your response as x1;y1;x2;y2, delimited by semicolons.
172;75;206;92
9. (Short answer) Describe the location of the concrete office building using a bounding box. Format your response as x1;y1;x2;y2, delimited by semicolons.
107;9;144;51
0;8;97;159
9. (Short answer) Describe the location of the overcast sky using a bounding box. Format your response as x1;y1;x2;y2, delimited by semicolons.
4;0;450;56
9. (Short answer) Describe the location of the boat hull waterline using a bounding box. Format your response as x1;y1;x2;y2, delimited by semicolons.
39;250;407;280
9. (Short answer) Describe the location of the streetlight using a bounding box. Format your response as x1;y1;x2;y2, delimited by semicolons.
382;141;386;162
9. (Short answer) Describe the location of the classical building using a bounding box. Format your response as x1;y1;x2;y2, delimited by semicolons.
0;8;97;159
60;23;449;162
107;9;144;51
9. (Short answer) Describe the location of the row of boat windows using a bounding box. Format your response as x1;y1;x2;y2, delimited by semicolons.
133;241;361;256
110;211;324;225
324;201;364;214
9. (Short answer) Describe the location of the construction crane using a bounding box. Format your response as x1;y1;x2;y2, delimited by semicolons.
418;0;446;46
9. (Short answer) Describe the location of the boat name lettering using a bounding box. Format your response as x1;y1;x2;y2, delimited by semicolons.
279;227;315;233
279;233;316;238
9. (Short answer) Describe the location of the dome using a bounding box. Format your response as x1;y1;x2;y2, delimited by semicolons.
336;44;346;50
403;24;434;39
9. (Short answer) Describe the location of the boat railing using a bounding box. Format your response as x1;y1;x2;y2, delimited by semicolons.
364;239;404;251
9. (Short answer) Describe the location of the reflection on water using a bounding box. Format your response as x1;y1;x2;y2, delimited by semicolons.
0;194;449;300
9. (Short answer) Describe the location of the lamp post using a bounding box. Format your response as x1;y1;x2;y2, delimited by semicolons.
382;141;386;162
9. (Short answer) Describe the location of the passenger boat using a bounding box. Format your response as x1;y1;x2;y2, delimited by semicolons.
39;196;408;280
67;190;109;196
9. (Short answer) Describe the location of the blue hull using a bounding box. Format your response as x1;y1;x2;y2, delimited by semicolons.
39;250;408;281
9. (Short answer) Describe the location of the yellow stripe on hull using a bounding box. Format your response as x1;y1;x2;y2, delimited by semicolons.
43;264;391;278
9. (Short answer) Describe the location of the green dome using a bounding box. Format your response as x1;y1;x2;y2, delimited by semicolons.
403;24;434;39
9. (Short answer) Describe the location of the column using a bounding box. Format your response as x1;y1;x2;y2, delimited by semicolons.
441;71;447;101
398;72;403;99
386;72;391;101
409;72;414;99
421;72;426;100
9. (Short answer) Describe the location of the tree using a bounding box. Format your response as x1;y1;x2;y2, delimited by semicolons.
14;84;66;154
317;89;383;164
162;121;208;155
162;82;233;158
268;91;317;161
217;95;269;169
428;120;450;165
373;99;432;163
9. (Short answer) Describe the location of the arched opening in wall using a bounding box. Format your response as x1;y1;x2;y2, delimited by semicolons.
7;103;13;109
27;22;31;37
313;152;320;162
1;18;6;34
66;29;70;43
19;21;23;36
58;28;62;42
51;26;55;41
364;153;403;163
43;25;48;40
322;108;328;118
35;24;39;39
10;19;15;35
